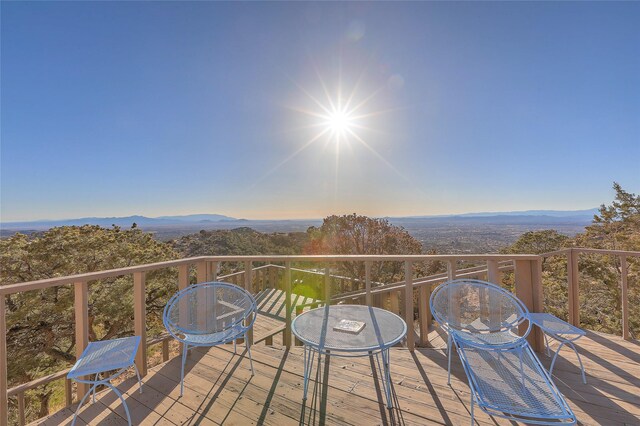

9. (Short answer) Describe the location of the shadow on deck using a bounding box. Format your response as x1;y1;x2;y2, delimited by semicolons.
35;326;639;426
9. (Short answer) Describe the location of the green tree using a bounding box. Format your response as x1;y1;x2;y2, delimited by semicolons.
574;183;640;336
305;214;423;284
0;225;178;423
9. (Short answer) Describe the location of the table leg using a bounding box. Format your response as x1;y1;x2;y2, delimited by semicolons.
376;348;393;409
302;345;316;401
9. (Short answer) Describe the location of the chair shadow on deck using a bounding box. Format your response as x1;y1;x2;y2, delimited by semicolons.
68;348;209;425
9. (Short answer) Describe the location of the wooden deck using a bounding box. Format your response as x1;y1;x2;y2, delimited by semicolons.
35;324;639;426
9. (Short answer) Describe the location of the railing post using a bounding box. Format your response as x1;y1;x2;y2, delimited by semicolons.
515;259;544;352
486;260;500;327
447;260;460;322
197;261;208;283
621;255;630;340
418;284;431;347
178;264;189;291
65;378;73;406
210;261;218;282
567;249;580;326
74;281;90;398
17;392;25;426
162;340;170;362
1;294;8;426
284;262;292;348
365;261;372;306
270;266;278;290
405;261;415;351
245;261;254;345
177;264;189;353
324;267;331;305
133;271;147;377
389;291;399;314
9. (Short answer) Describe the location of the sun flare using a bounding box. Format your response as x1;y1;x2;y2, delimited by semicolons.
324;108;354;141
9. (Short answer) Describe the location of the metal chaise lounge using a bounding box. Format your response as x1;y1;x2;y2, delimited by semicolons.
430;279;577;425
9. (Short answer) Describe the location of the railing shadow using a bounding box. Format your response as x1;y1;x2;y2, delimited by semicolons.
584;330;640;364
257;348;289;424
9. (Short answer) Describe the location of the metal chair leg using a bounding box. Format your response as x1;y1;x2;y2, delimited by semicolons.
245;333;255;376
567;341;587;384
71;383;98;426
447;333;453;385
133;364;144;393
105;382;133;426
180;343;189;396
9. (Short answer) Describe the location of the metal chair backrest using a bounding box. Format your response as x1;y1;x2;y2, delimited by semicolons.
430;279;531;343
163;282;257;343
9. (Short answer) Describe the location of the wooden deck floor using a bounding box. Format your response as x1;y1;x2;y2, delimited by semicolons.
35;326;639;426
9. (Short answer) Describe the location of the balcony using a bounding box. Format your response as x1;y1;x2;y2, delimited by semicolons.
1;250;638;425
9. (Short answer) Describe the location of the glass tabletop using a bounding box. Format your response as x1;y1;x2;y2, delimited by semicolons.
291;305;407;352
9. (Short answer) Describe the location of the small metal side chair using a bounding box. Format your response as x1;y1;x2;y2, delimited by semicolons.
163;281;257;396
67;336;143;426
529;312;587;384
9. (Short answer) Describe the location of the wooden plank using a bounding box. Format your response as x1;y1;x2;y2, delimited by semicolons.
133;271;147;377
74;281;90;397
621;255;629;340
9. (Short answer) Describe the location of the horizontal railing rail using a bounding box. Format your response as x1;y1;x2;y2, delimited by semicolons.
541;247;640;341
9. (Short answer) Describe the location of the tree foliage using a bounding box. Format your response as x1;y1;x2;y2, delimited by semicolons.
0;225;178;422
305;214;423;284
504;183;640;336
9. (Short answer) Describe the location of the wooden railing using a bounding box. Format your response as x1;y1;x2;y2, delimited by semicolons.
541;248;639;341
0;253;570;426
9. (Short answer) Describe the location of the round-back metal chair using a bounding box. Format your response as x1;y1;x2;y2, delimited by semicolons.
430;279;531;383
163;281;257;395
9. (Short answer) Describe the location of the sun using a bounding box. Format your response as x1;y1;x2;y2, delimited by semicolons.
324;108;354;141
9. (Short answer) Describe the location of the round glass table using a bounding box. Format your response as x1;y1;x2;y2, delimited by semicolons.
291;304;407;408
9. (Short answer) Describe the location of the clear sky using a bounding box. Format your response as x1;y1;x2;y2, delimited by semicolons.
1;2;639;221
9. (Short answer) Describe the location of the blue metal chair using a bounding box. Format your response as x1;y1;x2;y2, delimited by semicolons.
430;279;530;384
430;279;577;425
163;281;257;396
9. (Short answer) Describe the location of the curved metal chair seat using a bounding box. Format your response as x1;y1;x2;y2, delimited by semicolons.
453;328;522;348
456;338;576;425
183;324;248;346
163;281;257;396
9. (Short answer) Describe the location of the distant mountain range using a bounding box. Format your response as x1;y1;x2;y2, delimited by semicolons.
1;209;598;231
0;213;239;229
399;208;599;219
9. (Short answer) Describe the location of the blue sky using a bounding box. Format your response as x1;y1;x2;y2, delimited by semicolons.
2;2;638;221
